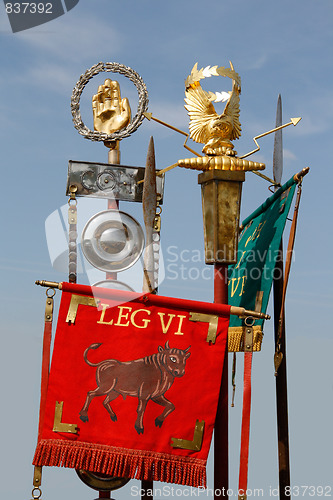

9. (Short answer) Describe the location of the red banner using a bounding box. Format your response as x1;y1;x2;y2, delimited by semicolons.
33;284;229;487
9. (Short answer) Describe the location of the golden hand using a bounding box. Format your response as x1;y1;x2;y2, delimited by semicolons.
92;79;131;134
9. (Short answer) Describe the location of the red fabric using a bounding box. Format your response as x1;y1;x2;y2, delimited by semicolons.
38;320;53;441
238;352;253;496
33;285;229;487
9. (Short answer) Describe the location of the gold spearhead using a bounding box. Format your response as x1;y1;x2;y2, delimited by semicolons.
290;117;302;126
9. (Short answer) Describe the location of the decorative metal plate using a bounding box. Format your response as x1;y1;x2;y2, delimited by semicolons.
71;62;149;142
66;160;164;203
81;210;145;272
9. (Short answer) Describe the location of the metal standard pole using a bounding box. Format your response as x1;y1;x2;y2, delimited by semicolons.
106;141;120;281
214;264;229;498
98;140;121;500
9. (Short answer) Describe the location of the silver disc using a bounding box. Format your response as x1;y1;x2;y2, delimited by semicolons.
81;210;144;272
93;279;134;292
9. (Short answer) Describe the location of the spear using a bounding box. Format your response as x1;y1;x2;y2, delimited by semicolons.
141;137;157;498
142;137;158;294
272;95;291;500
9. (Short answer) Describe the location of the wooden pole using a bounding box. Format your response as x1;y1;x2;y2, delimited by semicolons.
99;491;111;499
214;264;229;498
273;244;291;499
272;94;291;499
141;481;154;500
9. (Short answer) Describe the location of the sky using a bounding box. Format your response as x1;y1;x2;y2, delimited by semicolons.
0;0;332;498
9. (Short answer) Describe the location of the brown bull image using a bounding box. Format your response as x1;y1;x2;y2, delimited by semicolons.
79;341;191;434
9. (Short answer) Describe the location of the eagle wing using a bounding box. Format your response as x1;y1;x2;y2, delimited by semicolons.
223;79;241;140
184;85;218;145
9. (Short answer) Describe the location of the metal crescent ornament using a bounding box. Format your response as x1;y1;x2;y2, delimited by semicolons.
71;62;149;141
75;469;130;491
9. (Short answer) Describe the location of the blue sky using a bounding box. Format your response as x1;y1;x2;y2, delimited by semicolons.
0;0;332;498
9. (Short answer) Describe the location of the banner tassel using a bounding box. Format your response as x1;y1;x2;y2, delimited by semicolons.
33;439;206;488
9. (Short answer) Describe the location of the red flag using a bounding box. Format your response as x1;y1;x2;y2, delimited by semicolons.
33;283;229;487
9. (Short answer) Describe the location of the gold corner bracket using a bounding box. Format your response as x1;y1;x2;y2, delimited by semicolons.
66;294;99;323
53;401;78;434
171;420;205;451
189;312;219;343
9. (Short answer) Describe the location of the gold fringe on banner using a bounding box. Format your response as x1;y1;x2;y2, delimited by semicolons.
228;326;263;352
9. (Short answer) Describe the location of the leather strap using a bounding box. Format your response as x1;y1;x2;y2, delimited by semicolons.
37;296;53;441
276;183;302;349
238;352;253;500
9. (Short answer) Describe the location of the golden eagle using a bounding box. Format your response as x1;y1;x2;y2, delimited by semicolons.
184;62;241;155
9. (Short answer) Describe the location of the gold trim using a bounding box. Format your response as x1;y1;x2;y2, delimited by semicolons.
66;294;99;323
230;306;270;321
293;166;310;183
244;325;253;352
171;420;205;451
178;155;265;172
35;280;62;289
189;312;218;343
53;401;78;434
33;466;42;488
274;352;284;376
228;325;263;352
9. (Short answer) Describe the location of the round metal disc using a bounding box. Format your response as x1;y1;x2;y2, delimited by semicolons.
81;210;144;272
97;170;117;191
93;279;134;292
81;169;96;190
75;469;130;491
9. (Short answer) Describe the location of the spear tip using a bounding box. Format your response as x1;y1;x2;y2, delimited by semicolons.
291;117;302;126
146;136;155;167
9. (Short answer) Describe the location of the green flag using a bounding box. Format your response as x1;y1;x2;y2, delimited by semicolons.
227;175;297;351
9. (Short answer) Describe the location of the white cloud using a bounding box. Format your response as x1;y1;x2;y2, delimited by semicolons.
146;100;188;131
283;148;297;161
14;13;124;63
243;54;268;71
0;13;126;97
25;62;77;93
292;114;329;136
290;91;333;137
